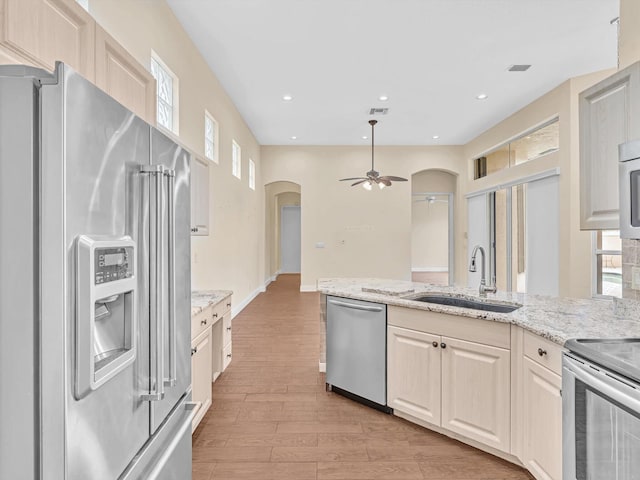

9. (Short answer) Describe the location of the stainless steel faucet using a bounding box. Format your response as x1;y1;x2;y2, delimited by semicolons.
468;245;497;296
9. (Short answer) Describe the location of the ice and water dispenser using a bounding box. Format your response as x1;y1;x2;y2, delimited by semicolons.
75;235;136;399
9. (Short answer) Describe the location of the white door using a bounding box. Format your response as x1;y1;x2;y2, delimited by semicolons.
280;205;301;273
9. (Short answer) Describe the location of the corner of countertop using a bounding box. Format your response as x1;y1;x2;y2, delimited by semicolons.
191;289;233;316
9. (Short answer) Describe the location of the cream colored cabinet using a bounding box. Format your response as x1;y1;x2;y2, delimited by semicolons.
191;326;212;432
212;296;232;380
94;26;156;124
190;156;210;236
441;336;511;452
520;332;563;480
0;0;95;80
387;325;441;425
580;61;640;230
387;306;512;454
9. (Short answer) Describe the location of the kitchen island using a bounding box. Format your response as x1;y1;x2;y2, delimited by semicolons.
317;278;640;480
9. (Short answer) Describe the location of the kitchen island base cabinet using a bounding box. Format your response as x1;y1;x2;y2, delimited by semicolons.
522;357;562;480
387;326;441;426
441;337;511;453
387;306;512;454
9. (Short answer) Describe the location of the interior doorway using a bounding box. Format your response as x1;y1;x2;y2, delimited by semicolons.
280;205;301;273
411;170;456;285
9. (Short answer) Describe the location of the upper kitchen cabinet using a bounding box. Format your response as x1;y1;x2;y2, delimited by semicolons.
191;155;210;236
0;0;95;81
95;26;156;125
580;61;640;230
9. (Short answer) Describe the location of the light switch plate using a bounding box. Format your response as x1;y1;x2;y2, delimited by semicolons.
632;266;640;290
315;242;325;249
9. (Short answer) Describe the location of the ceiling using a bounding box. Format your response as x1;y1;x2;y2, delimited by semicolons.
166;0;619;146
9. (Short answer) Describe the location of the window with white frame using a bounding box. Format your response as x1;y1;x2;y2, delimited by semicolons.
232;140;241;179
204;112;218;163
248;158;255;190
593;230;622;298
150;54;178;133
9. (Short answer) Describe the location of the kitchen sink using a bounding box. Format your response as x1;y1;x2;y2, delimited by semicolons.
408;295;521;313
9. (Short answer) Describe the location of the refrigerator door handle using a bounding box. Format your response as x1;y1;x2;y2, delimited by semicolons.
164;169;177;388
140;165;165;401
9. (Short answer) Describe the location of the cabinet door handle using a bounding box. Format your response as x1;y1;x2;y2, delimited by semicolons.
191;347;197;356
226;302;231;307
432;341;438;348
227;327;232;332
200;319;207;326
226;354;232;358
538;348;547;357
213;313;218;318
440;342;447;349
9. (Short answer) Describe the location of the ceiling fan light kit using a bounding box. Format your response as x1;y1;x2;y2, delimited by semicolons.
339;120;408;189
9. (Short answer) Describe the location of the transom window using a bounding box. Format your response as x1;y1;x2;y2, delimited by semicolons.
204;112;218;163
232;140;241;179
150;54;178;133
249;159;255;190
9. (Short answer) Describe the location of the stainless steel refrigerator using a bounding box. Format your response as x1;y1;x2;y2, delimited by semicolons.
0;63;196;479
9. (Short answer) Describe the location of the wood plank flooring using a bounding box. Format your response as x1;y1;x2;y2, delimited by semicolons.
192;274;533;480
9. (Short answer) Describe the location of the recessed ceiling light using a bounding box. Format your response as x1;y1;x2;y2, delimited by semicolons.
378;95;389;101
290;136;297;140
282;95;293;101
432;135;440;139
362;136;368;140
476;93;488;100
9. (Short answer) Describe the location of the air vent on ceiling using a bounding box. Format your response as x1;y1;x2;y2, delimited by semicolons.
369;107;389;115
508;64;531;72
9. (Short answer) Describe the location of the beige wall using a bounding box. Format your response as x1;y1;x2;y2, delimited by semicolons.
620;0;640;68
411;170;456;271
261;146;465;289
89;0;265;307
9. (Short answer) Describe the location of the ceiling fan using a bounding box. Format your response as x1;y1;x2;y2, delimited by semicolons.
339;120;408;190
413;194;449;204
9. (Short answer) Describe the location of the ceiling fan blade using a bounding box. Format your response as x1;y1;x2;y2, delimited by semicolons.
380;176;408;182
379;178;392;187
340;177;367;181
351;179;369;186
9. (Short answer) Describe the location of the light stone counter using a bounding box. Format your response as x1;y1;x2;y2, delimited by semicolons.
318;278;640;353
191;290;233;316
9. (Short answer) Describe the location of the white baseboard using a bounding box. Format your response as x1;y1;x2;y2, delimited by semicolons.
231;285;263;319
300;284;317;292
318;362;326;373
412;267;448;272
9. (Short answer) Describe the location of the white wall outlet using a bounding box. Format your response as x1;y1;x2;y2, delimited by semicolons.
633;266;640;290
315;242;325;249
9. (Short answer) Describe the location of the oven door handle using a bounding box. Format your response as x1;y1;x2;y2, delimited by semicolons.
569;360;640;413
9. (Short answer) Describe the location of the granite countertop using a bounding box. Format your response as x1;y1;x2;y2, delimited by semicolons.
317;278;640;346
191;290;233;316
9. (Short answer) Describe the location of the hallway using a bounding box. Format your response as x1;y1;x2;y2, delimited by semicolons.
192;274;532;479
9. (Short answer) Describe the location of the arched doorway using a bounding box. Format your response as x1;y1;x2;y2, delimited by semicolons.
265;181;301;282
411;170;456;285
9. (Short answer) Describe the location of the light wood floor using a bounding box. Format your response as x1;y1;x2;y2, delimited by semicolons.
192;274;533;480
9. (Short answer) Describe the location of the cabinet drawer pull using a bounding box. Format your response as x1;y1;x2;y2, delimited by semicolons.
432;341;438;348
226;354;232;358
227;327;232;332
226;302;231;307
191;347;197;356
213;313;218;318
200;319;207;326
441;342;447;349
538;348;547;357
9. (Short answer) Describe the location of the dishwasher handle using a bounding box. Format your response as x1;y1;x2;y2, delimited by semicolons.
328;299;383;312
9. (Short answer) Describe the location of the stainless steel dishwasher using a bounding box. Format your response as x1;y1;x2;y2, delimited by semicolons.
326;295;388;411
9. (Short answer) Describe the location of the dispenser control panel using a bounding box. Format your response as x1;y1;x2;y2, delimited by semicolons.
94;247;133;284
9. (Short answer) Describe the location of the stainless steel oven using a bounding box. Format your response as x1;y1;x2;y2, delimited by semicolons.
563;340;640;480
